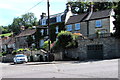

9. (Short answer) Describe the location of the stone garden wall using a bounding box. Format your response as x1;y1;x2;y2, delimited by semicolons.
66;36;120;60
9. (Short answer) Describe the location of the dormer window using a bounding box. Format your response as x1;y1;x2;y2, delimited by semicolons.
42;19;46;25
56;15;61;22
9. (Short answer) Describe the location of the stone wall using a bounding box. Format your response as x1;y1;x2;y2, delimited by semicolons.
89;18;110;35
66;36;120;60
53;52;63;61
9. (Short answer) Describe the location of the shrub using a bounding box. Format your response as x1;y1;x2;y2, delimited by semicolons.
42;41;51;51
52;31;78;51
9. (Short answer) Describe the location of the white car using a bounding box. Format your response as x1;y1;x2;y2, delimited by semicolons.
13;54;28;64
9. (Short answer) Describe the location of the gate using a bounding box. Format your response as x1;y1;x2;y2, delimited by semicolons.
87;44;103;60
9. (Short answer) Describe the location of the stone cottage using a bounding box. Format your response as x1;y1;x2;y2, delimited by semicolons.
66;9;115;36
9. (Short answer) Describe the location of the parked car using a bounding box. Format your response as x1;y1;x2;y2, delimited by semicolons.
13;54;28;64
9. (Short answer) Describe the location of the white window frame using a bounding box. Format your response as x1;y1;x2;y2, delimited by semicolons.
96;20;102;28
56;26;59;34
56;15;61;22
40;39;44;47
75;23;80;30
42;19;46;25
66;25;72;31
41;29;44;36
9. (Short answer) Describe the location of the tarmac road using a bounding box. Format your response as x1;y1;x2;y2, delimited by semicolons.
1;59;119;78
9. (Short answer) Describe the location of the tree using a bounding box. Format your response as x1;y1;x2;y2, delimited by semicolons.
57;31;73;49
26;35;34;47
52;31;78;52
66;2;115;14
113;1;120;38
21;13;38;29
9;17;22;34
9;12;38;35
0;26;11;34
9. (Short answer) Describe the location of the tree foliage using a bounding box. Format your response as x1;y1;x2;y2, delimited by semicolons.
0;26;11;34
113;1;120;38
66;2;116;14
8;12;38;35
52;31;78;51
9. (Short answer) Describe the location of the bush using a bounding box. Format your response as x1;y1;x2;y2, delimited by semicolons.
42;41;51;51
52;31;78;51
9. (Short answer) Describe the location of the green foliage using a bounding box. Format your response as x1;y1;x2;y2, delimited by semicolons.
67;2;115;14
49;22;65;43
0;53;2;57
0;33;13;37
26;35;34;47
42;41;51;51
8;12;38;35
0;26;11;34
0;52;7;56
113;1;120;38
52;31;78;51
21;13;38;29
12;48;30;54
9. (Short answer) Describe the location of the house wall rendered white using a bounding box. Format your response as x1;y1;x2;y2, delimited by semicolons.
110;9;115;33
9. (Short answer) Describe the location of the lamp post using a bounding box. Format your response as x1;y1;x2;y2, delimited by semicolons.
47;0;51;61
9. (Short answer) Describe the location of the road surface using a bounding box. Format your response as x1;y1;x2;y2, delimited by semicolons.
1;59;119;78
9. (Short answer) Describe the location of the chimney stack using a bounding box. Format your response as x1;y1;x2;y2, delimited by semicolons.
40;13;46;19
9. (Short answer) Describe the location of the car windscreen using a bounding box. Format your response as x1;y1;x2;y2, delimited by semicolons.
15;55;25;57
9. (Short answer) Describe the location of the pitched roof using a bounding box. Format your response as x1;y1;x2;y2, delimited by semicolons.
41;12;66;25
89;9;111;20
66;13;88;25
66;9;112;25
16;29;36;37
2;37;15;45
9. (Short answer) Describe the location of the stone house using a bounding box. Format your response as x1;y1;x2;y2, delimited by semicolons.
15;29;36;49
15;27;48;49
1;36;15;53
39;4;74;43
66;9;115;36
39;12;66;43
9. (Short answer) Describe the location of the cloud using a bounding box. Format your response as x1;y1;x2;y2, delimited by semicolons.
0;3;21;11
0;0;67;26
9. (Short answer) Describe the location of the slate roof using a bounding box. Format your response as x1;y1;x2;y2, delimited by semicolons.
2;37;15;45
89;9;111;20
16;29;36;37
66;13;88;25
41;12;66;25
66;9;112;25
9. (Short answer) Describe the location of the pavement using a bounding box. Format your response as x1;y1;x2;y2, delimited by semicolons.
1;58;119;65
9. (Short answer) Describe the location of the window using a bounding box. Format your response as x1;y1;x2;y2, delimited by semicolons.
56;26;59;34
75;23;80;30
40;29;44;36
40;40;44;47
96;20;102;28
42;19;46;25
56;15;61;22
66;25;72;31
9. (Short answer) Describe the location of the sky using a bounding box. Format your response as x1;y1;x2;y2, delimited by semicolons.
0;0;67;26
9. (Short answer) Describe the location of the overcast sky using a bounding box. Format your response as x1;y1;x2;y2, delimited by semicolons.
0;0;67;26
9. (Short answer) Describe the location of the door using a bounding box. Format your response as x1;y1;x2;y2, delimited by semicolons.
87;44;103;60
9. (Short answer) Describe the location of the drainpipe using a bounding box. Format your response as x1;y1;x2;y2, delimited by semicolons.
86;2;93;37
87;20;89;37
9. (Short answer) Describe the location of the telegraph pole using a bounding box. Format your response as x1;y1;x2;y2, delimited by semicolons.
47;0;51;61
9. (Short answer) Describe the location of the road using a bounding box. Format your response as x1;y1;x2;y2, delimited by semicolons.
1;59;119;78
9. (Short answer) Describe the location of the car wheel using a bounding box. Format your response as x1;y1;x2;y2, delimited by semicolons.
14;62;16;64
